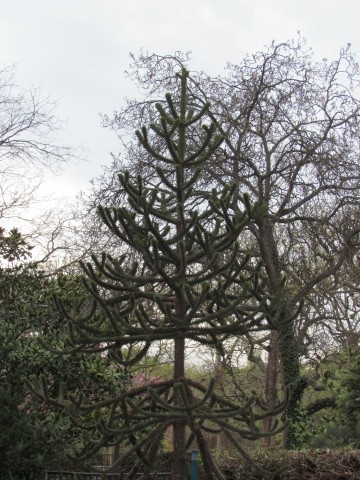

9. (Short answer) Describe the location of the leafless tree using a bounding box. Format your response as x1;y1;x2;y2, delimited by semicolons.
0;65;80;264
79;37;360;446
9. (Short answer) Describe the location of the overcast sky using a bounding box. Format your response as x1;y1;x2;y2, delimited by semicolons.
1;0;360;202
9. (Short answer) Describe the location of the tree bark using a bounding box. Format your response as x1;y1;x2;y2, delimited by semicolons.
256;216;302;448
173;331;186;480
214;351;227;451
262;330;279;446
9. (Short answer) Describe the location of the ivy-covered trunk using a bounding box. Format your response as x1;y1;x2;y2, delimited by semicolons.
277;320;304;448
256;216;303;448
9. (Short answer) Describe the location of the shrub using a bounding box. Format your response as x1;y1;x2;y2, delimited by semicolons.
200;448;360;479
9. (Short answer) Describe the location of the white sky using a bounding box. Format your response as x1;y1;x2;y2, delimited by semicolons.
1;0;360;202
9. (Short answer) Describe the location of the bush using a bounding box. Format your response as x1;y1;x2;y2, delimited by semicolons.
200;448;360;479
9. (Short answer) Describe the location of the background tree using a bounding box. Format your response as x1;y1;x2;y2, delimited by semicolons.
85;38;360;447
0;65;79;262
34;69;287;480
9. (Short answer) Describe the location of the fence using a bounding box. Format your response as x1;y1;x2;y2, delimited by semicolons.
45;473;172;480
0;450;200;480
0;473;172;480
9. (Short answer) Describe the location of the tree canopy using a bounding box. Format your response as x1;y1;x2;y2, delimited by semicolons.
84;37;360;447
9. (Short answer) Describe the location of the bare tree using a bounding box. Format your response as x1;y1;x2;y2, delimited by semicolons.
80;37;360;447
0;65;79;263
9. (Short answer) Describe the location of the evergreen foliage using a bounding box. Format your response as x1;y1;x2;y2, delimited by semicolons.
206;448;360;480
287;351;360;450
0;229;127;475
35;69;287;480
338;352;360;448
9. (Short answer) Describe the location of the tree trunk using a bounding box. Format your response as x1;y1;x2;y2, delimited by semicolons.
173;333;187;480
262;330;279;446
214;351;227;450
256;217;303;448
278;320;304;448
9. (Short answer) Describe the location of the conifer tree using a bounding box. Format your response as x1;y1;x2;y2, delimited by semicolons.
36;69;285;480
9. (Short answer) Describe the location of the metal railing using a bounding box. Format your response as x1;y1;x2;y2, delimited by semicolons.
0;449;200;480
45;472;172;480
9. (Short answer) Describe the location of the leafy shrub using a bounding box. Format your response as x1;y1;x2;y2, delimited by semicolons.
200;448;360;479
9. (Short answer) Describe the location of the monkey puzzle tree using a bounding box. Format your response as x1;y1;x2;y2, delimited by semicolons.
36;69;286;480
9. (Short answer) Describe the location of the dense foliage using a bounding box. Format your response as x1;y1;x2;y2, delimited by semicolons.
204;448;360;480
0;229;129;475
339;352;360;448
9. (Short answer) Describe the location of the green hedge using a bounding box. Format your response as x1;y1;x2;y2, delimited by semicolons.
201;448;360;479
